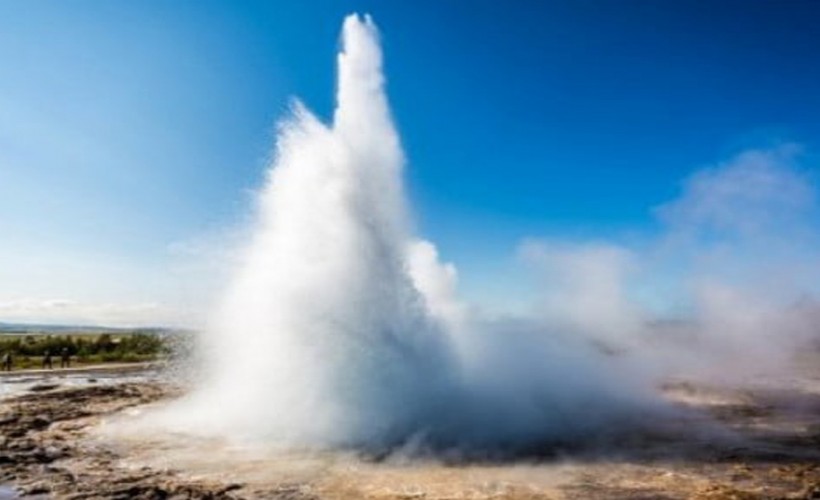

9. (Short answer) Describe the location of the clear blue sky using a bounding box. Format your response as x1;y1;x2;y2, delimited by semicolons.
1;1;819;325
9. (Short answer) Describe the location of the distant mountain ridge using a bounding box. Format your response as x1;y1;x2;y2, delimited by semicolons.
0;322;179;335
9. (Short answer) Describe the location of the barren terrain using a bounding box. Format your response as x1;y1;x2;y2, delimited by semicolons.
2;367;820;499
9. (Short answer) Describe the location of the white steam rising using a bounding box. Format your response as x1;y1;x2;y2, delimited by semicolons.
522;145;820;383
179;15;455;449
155;15;820;453
155;14;658;452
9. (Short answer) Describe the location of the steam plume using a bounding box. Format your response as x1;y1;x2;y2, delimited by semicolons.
158;14;659;453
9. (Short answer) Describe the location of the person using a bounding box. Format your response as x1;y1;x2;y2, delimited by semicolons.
42;350;53;370
1;352;11;372
60;347;71;369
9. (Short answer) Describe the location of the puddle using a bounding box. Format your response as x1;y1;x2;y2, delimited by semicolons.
0;369;159;400
0;485;19;500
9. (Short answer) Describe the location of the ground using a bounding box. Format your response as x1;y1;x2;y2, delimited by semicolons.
1;367;819;499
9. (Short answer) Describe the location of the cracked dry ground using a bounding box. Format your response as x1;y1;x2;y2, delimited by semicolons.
1;381;820;499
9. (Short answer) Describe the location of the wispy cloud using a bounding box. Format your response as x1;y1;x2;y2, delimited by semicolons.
0;298;183;327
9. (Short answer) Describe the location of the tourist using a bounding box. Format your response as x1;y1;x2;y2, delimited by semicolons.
42;350;53;370
60;347;71;369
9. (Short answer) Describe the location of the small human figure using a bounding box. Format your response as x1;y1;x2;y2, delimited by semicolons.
60;347;71;369
42;350;53;370
1;352;12;372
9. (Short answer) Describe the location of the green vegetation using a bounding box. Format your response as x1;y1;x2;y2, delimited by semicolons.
0;332;171;368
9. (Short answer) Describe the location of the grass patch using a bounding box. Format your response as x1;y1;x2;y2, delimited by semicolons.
1;332;171;369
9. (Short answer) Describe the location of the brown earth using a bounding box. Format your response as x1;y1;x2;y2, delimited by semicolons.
0;383;257;499
1;379;819;499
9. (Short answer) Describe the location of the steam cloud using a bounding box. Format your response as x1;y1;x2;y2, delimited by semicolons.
522;145;820;385
155;15;820;454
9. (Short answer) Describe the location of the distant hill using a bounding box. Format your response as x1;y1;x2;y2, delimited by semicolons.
0;322;181;335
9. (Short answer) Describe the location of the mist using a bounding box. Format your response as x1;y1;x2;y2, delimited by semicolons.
523;145;820;385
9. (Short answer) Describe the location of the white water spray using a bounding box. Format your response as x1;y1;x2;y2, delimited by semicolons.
157;14;664;453
185;15;456;448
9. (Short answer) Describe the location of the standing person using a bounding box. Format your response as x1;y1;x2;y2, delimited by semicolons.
42;350;53;370
60;347;71;369
1;352;11;372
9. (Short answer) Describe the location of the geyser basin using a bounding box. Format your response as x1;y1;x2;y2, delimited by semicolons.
147;13;664;454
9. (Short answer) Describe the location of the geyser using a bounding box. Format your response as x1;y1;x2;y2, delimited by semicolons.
158;14;663;453
185;14;456;449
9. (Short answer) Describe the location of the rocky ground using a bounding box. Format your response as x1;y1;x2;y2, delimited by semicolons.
1;377;819;499
0;383;263;499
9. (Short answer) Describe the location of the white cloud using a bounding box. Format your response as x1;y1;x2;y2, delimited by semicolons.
0;298;185;327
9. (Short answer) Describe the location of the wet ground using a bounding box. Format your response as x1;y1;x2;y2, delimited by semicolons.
1;366;820;499
0;364;160;400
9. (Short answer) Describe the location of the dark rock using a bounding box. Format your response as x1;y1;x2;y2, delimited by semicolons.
28;416;51;430
20;482;50;495
0;413;18;426
30;446;63;464
4;429;24;439
218;483;243;494
29;384;60;393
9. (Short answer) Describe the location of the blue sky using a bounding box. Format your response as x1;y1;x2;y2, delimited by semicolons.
1;1;819;325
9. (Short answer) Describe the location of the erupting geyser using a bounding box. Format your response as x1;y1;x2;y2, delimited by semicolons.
158;14;660;454
191;14;456;448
